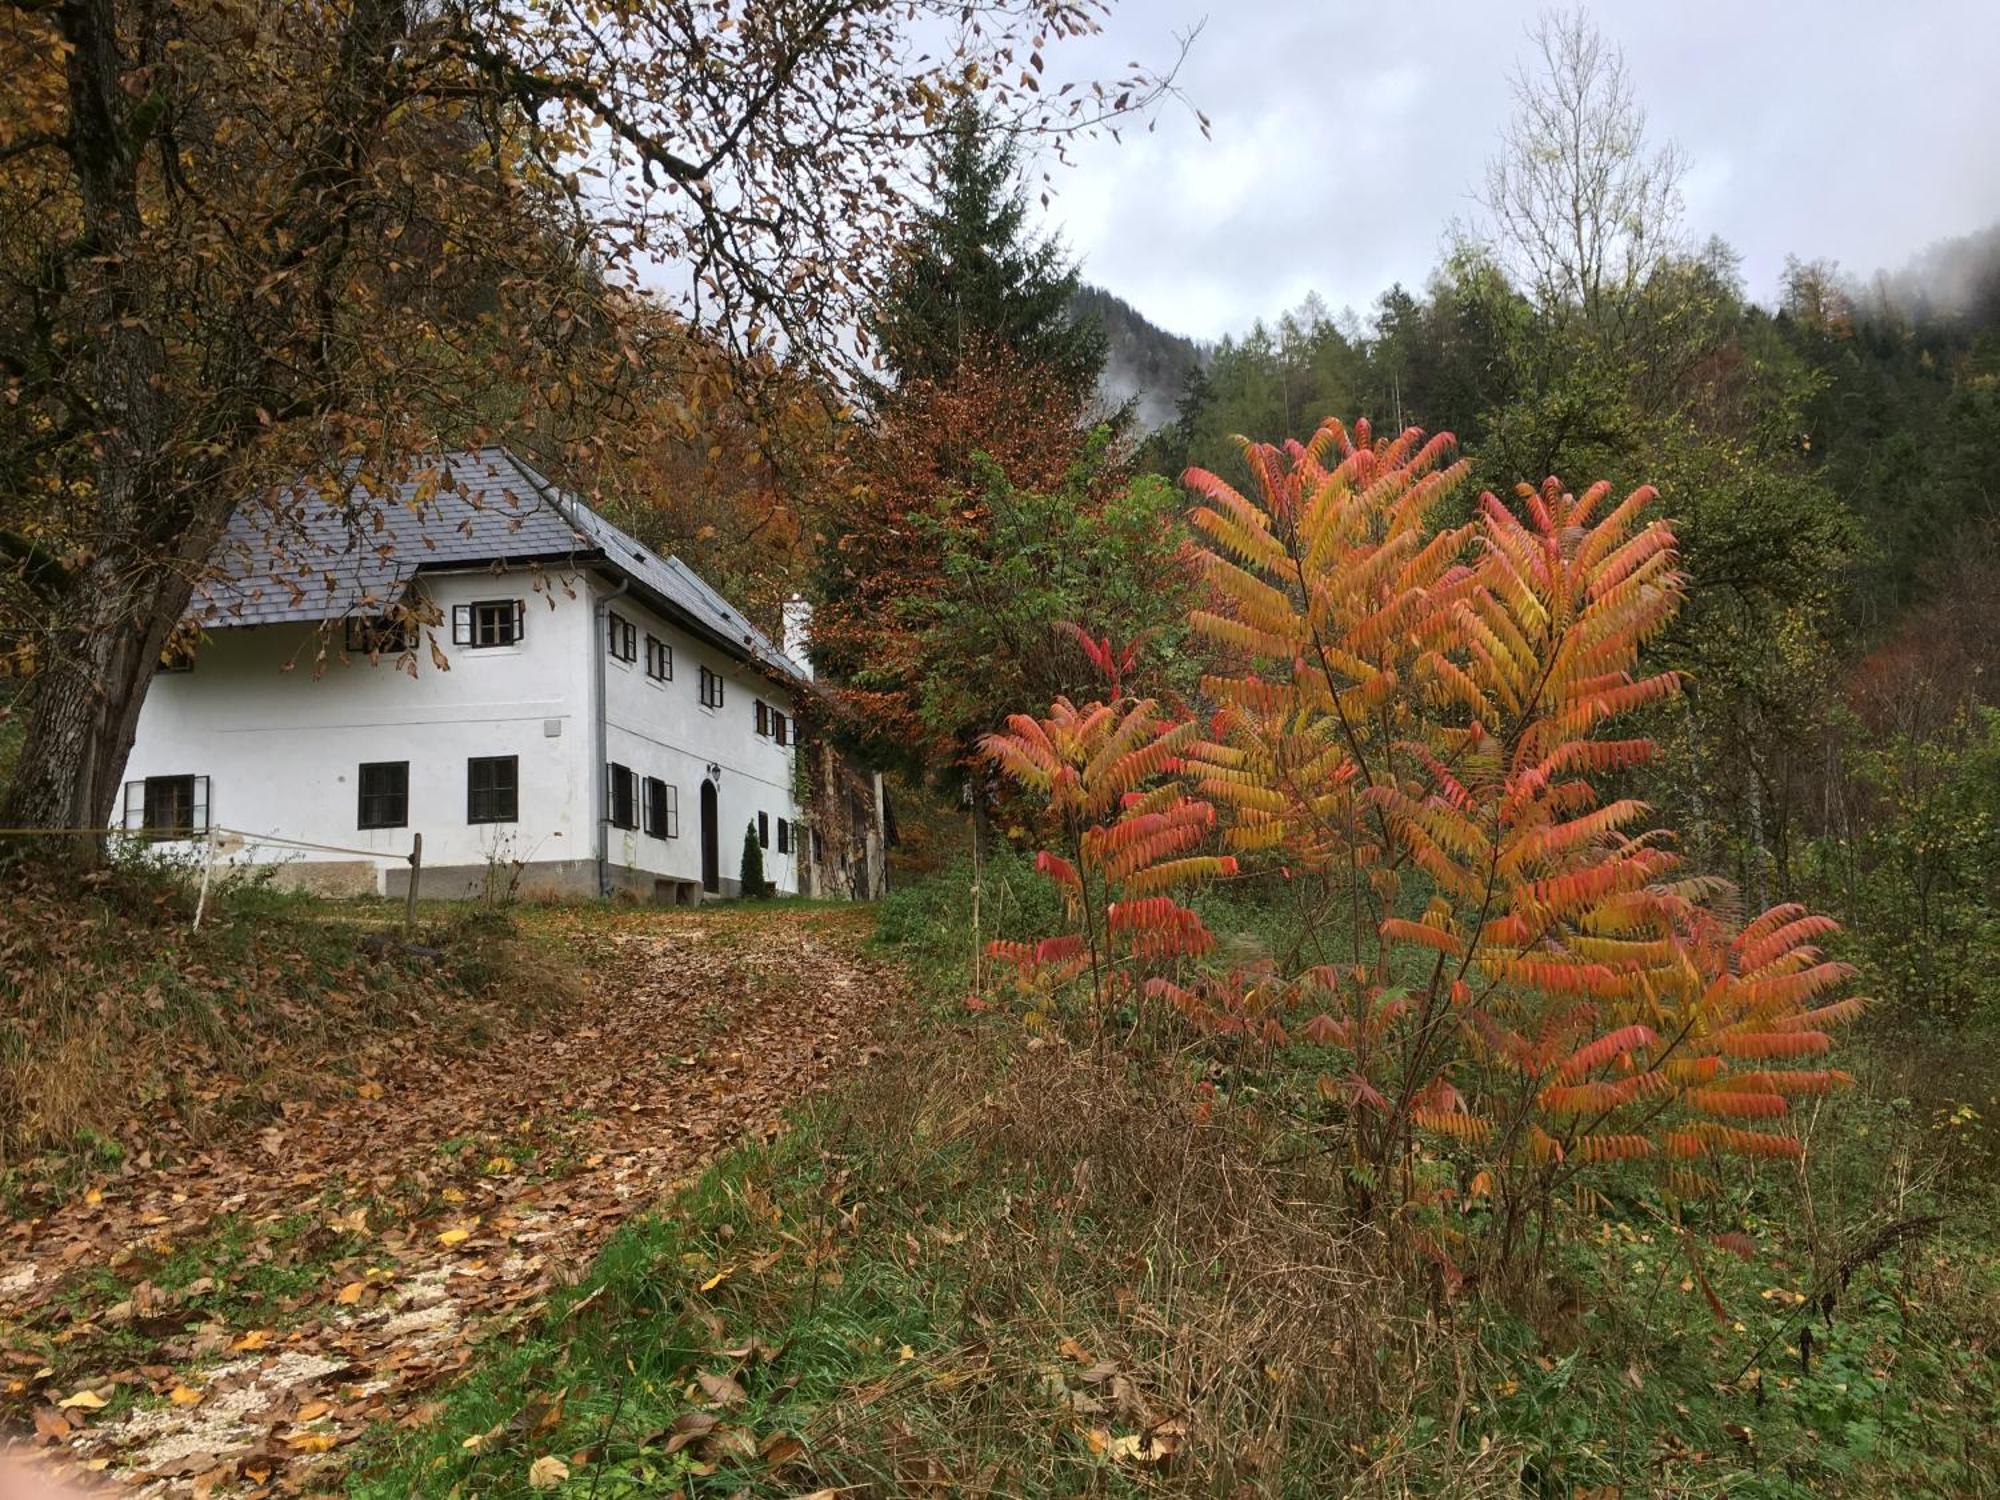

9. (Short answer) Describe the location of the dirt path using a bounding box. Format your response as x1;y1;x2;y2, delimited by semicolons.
0;904;900;1495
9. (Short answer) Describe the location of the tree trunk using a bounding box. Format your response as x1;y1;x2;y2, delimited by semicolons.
2;560;191;845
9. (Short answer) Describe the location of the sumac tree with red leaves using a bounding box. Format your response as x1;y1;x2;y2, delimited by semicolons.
985;416;1863;1268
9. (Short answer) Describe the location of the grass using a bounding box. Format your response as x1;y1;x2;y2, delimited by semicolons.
350;860;2000;1498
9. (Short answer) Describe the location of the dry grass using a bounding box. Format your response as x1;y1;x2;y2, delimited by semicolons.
785;1024;1495;1496
0;862;580;1185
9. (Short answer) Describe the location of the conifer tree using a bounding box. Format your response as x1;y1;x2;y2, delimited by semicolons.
868;102;1106;399
740;821;770;900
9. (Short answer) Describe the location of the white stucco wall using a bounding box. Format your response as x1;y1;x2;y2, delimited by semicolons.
120;564;803;899
598;580;801;896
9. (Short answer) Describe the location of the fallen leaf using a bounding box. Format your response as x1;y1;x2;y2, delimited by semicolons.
231;1329;270;1352
169;1385;204;1407
32;1408;71;1441
758;1430;806;1465
660;1410;718;1454
437;1227;472;1247
696;1369;747;1407
288;1432;337;1453
699;1266;734;1292
335;1281;366;1305
528;1454;569;1489
57;1389;107;1410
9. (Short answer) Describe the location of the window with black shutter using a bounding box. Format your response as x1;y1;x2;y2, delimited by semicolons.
777;817;790;854
644;776;675;838
757;810;769;849
357;761;409;829
467;756;519;823
698;665;725;709
773;712;789;746
452;600;525;648
130;774;208;837
755;700;770;736
607;613;637;663
645;635;673;681
607;763;638;829
345;615;415;656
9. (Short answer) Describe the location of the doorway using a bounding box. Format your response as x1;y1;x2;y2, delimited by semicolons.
700;779;720;894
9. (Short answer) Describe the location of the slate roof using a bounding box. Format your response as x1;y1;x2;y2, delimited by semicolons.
189;447;808;681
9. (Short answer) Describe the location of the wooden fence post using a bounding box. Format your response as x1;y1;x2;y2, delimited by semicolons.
405;831;422;934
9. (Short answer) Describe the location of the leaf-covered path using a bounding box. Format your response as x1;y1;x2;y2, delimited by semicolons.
1;904;900;1495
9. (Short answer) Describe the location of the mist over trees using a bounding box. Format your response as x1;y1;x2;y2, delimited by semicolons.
1084;10;2000;1024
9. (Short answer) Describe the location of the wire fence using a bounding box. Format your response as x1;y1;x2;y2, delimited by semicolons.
0;822;423;932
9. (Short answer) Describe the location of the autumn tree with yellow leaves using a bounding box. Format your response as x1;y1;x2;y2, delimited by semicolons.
0;0;1187;857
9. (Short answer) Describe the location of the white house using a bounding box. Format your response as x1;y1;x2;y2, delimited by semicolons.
116;447;869;902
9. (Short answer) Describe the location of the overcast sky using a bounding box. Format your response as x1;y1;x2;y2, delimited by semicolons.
1031;1;2000;341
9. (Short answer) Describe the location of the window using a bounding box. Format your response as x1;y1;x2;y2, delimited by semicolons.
757;810;769;849
777;817;790;854
773;711;789;747
644;777;678;839
607;613;637;664
607;762;637;830
754;700;770;737
123;774;209;837
345;614;415;656
467;755;518;823
452;600;524;648
698;665;725;709
357;761;409;829
812;827;824;863
645;635;673;682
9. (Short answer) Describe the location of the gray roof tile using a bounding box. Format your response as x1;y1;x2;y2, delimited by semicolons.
189;448;806;681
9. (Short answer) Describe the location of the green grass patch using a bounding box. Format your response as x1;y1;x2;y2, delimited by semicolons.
353;868;2000;1497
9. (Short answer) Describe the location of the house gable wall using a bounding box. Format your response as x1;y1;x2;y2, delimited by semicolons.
597;580;801;896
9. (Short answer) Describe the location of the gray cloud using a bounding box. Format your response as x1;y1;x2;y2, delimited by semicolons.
1038;0;2000;339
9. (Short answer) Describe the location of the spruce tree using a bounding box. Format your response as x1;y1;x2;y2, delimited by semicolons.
739;821;769;899
869;102;1105;398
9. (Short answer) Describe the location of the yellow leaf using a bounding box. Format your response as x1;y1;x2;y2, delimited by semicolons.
83;1188;102;1207
484;1156;516;1174
699;1266;734;1292
336;1282;365;1305
232;1330;270;1352
296;1401;330;1422
442;1188;468;1204
58;1389;107;1410
437;1227;472;1247
168;1385;204;1407
356;1082;384;1100
527;1454;569;1489
288;1432;337;1453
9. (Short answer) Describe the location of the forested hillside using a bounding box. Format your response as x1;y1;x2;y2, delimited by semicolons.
1072;283;1207;431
